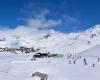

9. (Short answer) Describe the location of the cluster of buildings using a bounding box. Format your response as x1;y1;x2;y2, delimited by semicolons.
0;47;37;53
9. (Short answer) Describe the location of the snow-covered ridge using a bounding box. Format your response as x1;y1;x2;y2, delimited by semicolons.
0;24;100;54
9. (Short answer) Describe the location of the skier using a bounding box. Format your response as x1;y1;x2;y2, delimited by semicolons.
97;58;100;62
92;64;95;67
68;60;71;64
83;58;87;65
73;60;76;64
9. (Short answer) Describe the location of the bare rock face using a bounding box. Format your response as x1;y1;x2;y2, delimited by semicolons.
43;34;51;39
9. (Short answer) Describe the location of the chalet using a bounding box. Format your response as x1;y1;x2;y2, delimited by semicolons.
32;72;48;80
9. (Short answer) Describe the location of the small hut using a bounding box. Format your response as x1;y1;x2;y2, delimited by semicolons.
32;72;48;80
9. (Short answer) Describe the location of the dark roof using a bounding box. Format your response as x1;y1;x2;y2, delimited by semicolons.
32;72;48;78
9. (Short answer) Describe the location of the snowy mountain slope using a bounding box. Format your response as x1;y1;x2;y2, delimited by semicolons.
0;24;100;54
1;25;100;80
79;45;100;57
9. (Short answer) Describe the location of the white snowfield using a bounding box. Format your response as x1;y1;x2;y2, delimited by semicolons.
0;25;100;80
80;45;100;57
0;51;100;80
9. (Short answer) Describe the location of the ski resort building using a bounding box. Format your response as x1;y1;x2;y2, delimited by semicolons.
32;72;48;80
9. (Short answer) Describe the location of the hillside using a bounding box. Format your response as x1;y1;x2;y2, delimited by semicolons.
0;25;100;54
0;25;100;80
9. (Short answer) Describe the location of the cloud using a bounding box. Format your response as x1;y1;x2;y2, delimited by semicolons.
0;3;63;40
62;15;78;23
19;2;79;31
0;2;79;37
19;2;62;29
23;10;62;29
20;9;62;29
26;18;62;28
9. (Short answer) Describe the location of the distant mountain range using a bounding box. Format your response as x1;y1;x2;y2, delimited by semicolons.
0;24;100;54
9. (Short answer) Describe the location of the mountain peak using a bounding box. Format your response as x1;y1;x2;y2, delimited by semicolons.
92;24;100;29
86;24;100;34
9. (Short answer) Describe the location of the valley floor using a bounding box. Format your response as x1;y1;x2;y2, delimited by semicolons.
0;52;100;80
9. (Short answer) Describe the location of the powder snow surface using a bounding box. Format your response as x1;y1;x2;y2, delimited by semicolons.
0;47;100;80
